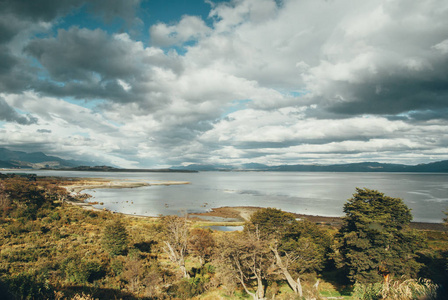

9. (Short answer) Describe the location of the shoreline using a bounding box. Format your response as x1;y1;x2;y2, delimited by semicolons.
61;178;190;194
61;179;447;232
188;206;447;231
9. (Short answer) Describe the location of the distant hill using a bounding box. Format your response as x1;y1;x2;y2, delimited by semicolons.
0;147;96;169
172;160;448;173
62;165;197;173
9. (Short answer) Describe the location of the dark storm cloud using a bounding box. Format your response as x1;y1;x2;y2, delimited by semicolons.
0;46;19;74
37;129;52;133
0;0;143;98
319;56;448;119
23;27;155;103
0;0;79;23
25;27;141;81
22;25;187;105
0;0;140;24
38;79;138;103
405;109;448;121
0;97;37;125
0;16;27;44
87;0;141;26
0;0;139;49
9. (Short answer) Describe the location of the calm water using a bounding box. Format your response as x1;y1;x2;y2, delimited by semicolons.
3;170;448;223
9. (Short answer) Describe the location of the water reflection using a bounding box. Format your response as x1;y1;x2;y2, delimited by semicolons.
201;225;244;232
2;170;447;222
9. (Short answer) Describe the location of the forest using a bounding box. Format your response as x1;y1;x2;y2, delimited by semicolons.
0;176;447;300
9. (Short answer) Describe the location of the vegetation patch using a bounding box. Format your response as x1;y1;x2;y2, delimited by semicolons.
0;177;447;299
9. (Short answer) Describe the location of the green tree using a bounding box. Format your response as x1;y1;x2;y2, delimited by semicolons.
247;208;329;297
102;219;129;256
335;188;425;284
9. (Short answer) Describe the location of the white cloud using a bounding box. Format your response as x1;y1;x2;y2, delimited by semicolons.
2;0;448;167
432;39;448;54
150;15;211;47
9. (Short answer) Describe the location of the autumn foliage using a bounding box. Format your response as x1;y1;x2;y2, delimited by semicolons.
0;178;445;299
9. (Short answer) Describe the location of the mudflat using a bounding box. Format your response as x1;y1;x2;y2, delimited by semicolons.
190;206;447;231
61;178;447;231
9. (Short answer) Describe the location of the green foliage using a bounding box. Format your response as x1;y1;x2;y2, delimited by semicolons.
1;178;445;300
215;230;271;299
336;188;425;283
62;257;106;284
352;278;439;300
110;258;124;276
248;207;297;239
2;178;54;220
444;209;448;227
102;219;129;256
168;271;211;299
248;208;330;274
352;282;383;300
3;271;54;300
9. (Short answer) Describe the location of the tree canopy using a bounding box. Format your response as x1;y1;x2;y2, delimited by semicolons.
102;219;129;256
246;208;330;296
335;188;425;283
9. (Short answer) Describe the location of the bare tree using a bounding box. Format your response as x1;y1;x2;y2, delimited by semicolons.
216;229;270;300
160;215;190;278
269;237;323;297
248;208;328;297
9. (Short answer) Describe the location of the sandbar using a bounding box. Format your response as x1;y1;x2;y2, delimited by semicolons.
61;179;446;231
62;178;189;194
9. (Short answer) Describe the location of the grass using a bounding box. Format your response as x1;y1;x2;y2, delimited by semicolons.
1;177;447;299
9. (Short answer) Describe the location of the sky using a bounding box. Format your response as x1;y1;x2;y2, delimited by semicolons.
1;0;448;168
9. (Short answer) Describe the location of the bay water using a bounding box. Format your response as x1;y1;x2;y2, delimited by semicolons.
3;170;448;223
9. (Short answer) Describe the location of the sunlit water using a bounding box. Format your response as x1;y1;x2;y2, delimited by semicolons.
3;170;448;223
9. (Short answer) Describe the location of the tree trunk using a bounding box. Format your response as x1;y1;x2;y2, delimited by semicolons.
234;259;267;300
270;246;302;297
179;263;189;279
164;241;190;278
253;269;265;300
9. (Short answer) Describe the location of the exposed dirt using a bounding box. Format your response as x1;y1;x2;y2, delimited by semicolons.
60;179;446;232
190;206;447;231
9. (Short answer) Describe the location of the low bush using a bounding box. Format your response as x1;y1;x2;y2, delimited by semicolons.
352;278;439;300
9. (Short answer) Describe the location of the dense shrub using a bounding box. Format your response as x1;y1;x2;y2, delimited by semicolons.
1;179;446;300
102;219;129;256
62;257;106;284
352;278;439;300
167;275;209;299
3;271;54;300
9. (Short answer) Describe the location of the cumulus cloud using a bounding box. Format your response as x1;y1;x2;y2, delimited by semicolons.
150;15;211;47
0;96;37;125
1;0;448;167
0;0;141;25
301;0;448;118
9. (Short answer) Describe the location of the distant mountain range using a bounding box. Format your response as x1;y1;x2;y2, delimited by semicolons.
0;147;95;169
172;160;448;173
2;147;448;172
